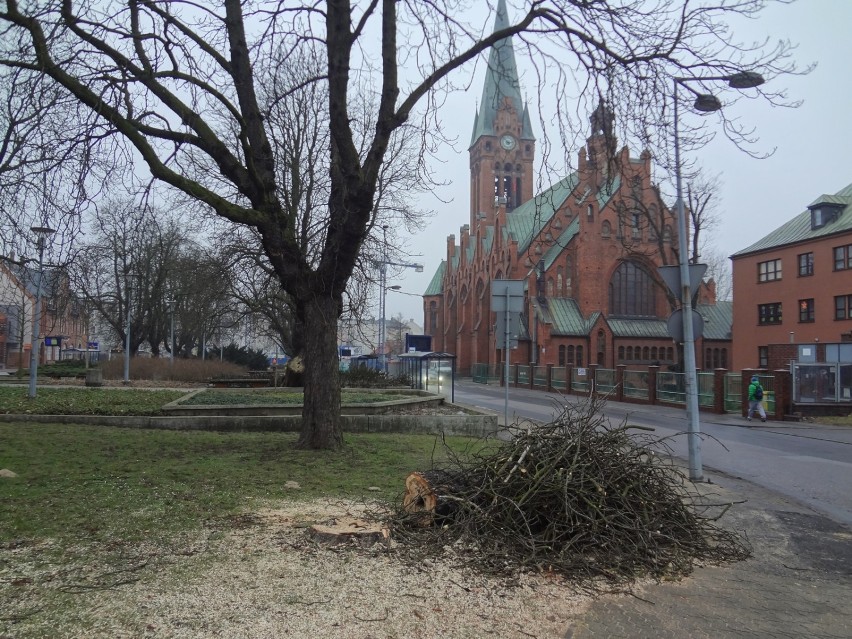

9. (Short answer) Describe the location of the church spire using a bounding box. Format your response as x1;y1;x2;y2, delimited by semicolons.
469;0;535;147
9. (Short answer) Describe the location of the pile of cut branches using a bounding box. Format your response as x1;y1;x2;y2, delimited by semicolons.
388;397;750;586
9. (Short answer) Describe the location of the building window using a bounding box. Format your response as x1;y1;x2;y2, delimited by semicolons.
601;220;611;238
757;259;782;282
798;252;814;276
567;345;575;366
758;346;768;368
576;345;584;368
618;346;625;361
609;261;656;316
799;299;815;323
558;345;566;366
758;303;782;325
834;244;852;271
631;212;641;239
835;295;852;320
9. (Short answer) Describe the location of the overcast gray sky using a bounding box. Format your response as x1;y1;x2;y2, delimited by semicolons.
383;0;852;325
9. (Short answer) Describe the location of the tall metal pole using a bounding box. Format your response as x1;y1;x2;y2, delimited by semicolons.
27;227;53;398
673;79;703;481
170;303;175;364
380;225;388;373
123;282;131;383
504;286;510;429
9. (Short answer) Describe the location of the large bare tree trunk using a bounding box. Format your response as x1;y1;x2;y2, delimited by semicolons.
297;295;343;449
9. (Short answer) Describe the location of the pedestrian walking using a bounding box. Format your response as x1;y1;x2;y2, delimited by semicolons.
747;375;766;423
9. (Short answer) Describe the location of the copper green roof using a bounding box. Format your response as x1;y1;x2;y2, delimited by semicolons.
607;317;670;339
731;181;852;257
596;176;621;208
542;217;580;270
696;301;733;340
424;261;446;296
469;0;535;147
535;298;599;336
503;174;579;253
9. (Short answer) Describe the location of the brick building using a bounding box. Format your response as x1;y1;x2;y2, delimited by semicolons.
422;0;730;376
730;181;852;371
0;262;87;369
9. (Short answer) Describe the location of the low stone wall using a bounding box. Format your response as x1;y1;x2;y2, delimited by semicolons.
0;406;498;439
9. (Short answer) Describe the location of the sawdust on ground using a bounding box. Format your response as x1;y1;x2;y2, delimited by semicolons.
5;499;592;638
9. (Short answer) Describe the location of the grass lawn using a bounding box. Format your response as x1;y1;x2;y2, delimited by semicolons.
0;387;187;416
0;422;483;543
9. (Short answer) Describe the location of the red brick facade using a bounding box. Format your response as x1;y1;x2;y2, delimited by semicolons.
730;187;852;370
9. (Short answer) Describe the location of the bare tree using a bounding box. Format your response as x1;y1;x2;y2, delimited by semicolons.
72;201;195;355
0;0;799;448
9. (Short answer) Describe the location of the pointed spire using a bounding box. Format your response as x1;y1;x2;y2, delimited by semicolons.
470;0;535;147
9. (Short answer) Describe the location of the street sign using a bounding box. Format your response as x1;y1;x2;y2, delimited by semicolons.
494;314;521;349
44;336;62;346
666;309;705;342
658;264;707;300
490;280;525;312
87;341;99;350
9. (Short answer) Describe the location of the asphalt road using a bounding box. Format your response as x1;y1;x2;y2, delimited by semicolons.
453;378;852;527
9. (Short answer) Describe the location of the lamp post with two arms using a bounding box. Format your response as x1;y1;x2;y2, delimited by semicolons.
672;70;765;481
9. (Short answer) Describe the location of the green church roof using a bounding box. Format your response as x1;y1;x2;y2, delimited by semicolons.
696;300;733;341
469;0;535;147
535;297;599;336
606;317;671;339
503;174;579;254
424;261;446;296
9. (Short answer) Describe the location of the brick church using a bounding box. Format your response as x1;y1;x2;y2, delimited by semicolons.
422;0;732;375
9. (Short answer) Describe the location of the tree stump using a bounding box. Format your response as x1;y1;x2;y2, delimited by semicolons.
402;470;463;526
308;517;389;547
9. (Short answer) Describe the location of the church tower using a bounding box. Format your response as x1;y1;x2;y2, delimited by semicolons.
468;0;535;232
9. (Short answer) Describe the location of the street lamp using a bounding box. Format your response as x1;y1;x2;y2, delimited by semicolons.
166;299;176;364
673;70;765;481
124;279;132;384
27;225;55;399
374;225;423;373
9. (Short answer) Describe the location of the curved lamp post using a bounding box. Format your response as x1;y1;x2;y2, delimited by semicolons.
673;71;765;481
27;226;55;398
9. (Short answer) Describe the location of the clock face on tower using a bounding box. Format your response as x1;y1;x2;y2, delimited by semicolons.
500;134;516;150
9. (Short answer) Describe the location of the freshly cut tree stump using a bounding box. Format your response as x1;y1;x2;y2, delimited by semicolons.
308;517;389;547
403;470;463;525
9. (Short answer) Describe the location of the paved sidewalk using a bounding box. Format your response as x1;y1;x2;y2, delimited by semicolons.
565;468;852;639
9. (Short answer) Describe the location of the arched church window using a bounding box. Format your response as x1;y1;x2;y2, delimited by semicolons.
663;225;672;243
601;220;612;238
587;204;594;219
609;261;656;317
547;278;554;297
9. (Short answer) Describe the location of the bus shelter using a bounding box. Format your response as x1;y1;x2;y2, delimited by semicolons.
398;351;455;402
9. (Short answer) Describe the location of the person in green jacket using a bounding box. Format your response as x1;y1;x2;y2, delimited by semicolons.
747;375;766;423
